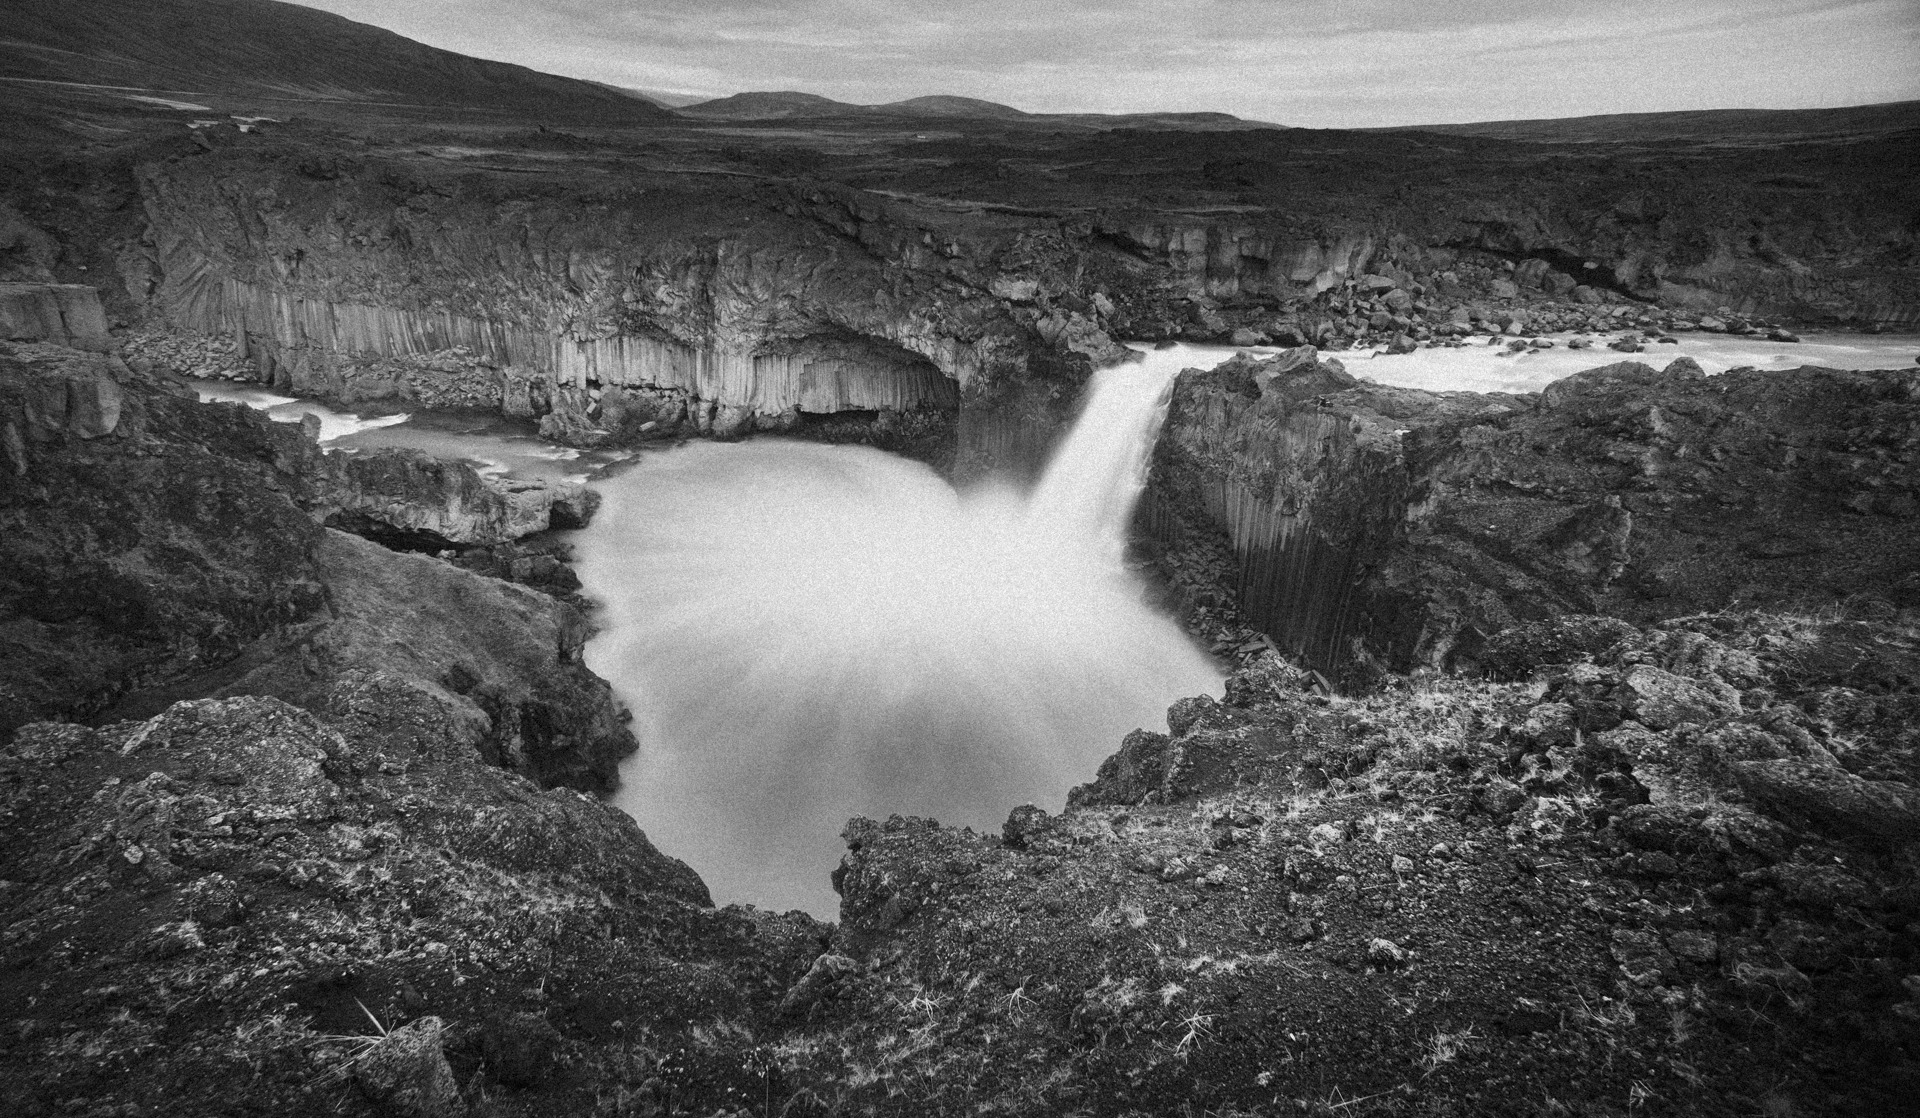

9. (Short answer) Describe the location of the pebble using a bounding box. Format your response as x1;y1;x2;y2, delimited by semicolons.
1308;822;1345;847
1367;938;1408;967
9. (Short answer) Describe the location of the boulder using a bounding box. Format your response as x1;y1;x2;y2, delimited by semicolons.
710;403;756;439
779;953;860;1018
1513;259;1553;289
1616;665;1737;730
352;1017;463;1118
989;276;1041;302
1730;759;1920;838
324;450;557;548
16;352;125;440
0;283;112;352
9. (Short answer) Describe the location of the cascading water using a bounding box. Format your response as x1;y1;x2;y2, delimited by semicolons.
1024;361;1184;564
575;349;1222;916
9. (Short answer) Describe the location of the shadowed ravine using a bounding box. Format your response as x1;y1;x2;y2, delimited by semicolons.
577;352;1222;915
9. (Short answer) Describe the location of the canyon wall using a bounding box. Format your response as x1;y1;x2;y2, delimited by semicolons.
0;327;637;790
5;120;1910;478
1151;349;1920;686
125;151;1125;466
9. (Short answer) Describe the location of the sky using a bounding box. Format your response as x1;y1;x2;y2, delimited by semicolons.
295;0;1920;127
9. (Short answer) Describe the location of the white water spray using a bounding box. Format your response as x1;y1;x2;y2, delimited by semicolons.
1025;360;1184;564
576;351;1220;916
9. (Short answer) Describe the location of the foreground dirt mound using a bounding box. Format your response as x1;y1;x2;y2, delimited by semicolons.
0;694;825;1118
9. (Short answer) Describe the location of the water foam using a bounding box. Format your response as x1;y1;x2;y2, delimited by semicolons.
578;350;1221;916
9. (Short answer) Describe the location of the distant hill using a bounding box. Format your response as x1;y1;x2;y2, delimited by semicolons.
677;91;853;121
1384;101;1920;144
678;90;1277;131
887;95;1031;120
0;0;670;120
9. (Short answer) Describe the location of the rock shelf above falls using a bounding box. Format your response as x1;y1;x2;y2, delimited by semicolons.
162;267;963;427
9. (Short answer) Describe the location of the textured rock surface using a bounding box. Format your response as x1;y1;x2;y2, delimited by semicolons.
0;693;825;1117
320;448;591;550
1149;349;1920;684
135;154;1101;472
0;282;112;351
815;611;1920;1117
0;336;632;790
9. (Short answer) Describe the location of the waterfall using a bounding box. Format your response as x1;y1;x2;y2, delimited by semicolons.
1026;359;1183;561
576;347;1220;916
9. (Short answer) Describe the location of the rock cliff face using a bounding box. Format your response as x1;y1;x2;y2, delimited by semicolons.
130;151;1118;471
0;281;114;351
6;110;1912;480
1149;349;1920;686
0;329;633;791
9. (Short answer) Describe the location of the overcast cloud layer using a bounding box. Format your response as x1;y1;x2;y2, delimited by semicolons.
297;0;1920;127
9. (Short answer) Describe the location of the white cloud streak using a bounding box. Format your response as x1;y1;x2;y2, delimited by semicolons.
296;0;1920;126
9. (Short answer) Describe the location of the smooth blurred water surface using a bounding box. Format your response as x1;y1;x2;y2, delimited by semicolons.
577;354;1222;916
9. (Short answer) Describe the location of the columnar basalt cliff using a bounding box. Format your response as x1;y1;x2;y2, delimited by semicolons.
1149;349;1920;686
8;101;1912;482
124;148;1127;470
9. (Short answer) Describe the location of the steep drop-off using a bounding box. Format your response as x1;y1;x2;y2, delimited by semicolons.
1149;348;1920;686
0;325;633;791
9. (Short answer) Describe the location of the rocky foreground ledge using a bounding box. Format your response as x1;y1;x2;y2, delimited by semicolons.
2;323;1917;1116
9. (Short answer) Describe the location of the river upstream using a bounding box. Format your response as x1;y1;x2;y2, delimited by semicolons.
193;332;1920;915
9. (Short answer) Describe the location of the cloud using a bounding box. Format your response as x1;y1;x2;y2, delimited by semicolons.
294;0;1920;126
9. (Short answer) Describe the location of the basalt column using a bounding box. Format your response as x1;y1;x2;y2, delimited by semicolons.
1146;352;1418;687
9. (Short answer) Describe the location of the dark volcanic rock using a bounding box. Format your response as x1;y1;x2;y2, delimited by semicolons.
811;609;1920;1117
0;282;112;351
0;692;824;1117
1149;349;1920;683
0;335;633;791
0;334;834;1118
319;447;594;550
0;340;328;733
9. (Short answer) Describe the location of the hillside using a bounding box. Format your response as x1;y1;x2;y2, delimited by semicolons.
0;0;669;120
1389;100;1920;144
677;89;1276;131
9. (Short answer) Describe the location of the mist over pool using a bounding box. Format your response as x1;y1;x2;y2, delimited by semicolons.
577;360;1222;916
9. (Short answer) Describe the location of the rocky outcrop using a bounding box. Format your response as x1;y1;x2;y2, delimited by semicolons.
130;152;1113;471
817;609;1920;1117
0;282;112;351
0;336;632;791
1149;348;1920;685
0;691;826;1118
318;448;596;551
